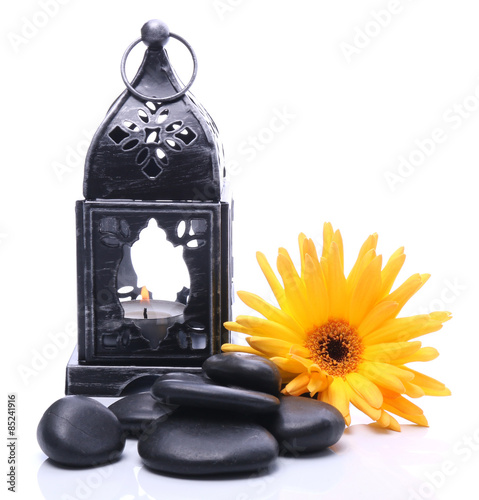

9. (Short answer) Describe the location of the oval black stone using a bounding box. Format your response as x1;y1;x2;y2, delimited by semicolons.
108;393;177;437
37;396;125;467
138;409;279;475
203;353;282;395
258;396;345;454
153;372;214;384
151;372;280;414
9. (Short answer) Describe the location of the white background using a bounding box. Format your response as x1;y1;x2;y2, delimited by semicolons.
1;1;478;499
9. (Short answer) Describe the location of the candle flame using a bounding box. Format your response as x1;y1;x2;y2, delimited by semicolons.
140;286;150;304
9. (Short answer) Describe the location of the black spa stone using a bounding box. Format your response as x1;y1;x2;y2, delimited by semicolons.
151;372;280;414
153;372;213;384
37;396;125;467
138;409;279;475
202;353;282;395
108;393;177;437
258;396;345;454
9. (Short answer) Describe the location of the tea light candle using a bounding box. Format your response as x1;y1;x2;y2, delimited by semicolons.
122;287;185;348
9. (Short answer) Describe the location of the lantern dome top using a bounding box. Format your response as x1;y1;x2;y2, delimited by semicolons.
83;20;224;202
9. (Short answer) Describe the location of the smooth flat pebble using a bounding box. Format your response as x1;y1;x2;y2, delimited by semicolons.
258;395;345;454
202;353;282;395
37;396;125;467
138;409;279;475
151;372;280;414
108;393;177;437
151;372;214;384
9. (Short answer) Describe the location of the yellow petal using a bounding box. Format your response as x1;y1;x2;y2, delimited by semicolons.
256;251;289;313
327;377;350;419
420;387;452;397
358;301;399;338
221;343;264;356
322;222;334;259
289;344;311;358
303;254;329;326
349;255;383;327
332;229;344;272
362;341;422;363
347;233;378;286
278;247;299;279
320;386;350;426
270;356;307;374
362;313;446;344
283;373;310;396
386;413;401;431
319;388;330;404
347;248;377;298
320;256;328;282
223;321;252;335
376;409;391;428
379;247;406;298
430;311;452;323
384;395;424;415
246;336;292;357
376;362;415;382
378;386;401;400
304;238;320;268
359;362;406;394
380;273;430;316
237;291;304;336
236;315;304;343
325;242;348;320
277;253;313;331
372;407;402;431
403;381;425;398
347;385;382;421
307;371;330;396
346;372;383;408
391;347;439;365
400;367;451;396
382;401;429;427
424;387;451;397
298;233;307;280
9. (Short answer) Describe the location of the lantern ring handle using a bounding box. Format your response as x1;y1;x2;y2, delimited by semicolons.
120;33;198;103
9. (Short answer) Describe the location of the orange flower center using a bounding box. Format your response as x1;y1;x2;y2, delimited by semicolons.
305;319;363;377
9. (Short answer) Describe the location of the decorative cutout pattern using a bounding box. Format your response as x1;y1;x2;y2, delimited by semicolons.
99;217;130;247
123;139;139;150
176;217;207;249
109;126;129;144
142;159;163;179
108;103;198;180
94;212;212;354
175;127;196;145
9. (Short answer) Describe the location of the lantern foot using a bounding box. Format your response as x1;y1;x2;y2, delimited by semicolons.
65;348;202;396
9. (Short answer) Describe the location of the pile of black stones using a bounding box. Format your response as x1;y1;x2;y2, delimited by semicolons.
37;353;345;476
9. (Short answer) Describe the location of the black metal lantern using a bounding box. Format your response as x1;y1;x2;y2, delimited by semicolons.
66;20;232;396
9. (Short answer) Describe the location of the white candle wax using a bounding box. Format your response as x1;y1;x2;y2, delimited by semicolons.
121;299;185;349
122;299;184;320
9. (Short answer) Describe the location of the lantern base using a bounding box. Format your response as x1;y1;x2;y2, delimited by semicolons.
65;348;202;396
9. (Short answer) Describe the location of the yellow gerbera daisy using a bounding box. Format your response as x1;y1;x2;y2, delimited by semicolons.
223;223;451;431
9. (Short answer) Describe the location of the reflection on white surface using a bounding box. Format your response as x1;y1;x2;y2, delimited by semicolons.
37;422;456;500
37;450;140;500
